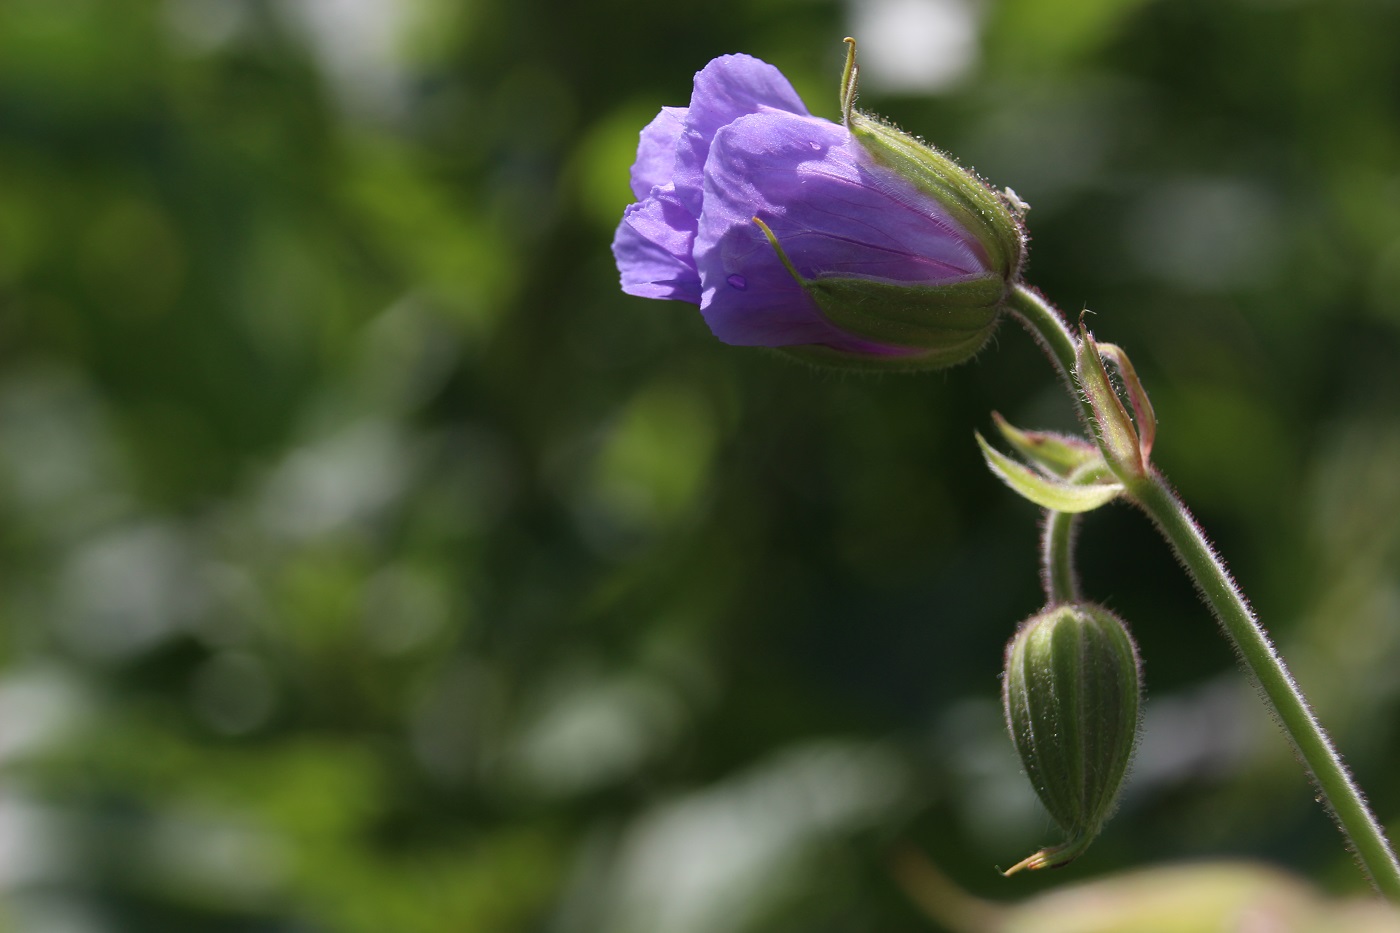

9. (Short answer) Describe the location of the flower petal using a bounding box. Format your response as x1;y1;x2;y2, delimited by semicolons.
707;111;988;280
630;106;686;200
612;185;701;303
694;111;990;348
672;54;809;218
695;209;916;352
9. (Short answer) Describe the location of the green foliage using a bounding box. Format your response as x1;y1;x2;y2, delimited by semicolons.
2;0;1400;929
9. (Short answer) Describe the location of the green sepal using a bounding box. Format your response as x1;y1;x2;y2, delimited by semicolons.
848;110;1024;280
804;275;1003;363
976;432;1122;513
992;412;1100;478
838;38;1023;277
776;343;980;373
752;214;1005;370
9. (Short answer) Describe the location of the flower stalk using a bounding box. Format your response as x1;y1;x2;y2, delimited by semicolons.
1132;472;1400;899
1040;506;1080;605
1009;284;1400;900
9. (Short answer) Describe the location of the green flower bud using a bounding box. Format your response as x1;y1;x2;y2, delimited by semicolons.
1002;603;1143;875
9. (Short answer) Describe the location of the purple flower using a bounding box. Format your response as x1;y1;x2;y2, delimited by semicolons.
612;48;1024;369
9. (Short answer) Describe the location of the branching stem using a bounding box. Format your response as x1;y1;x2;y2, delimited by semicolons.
1005;282;1400;899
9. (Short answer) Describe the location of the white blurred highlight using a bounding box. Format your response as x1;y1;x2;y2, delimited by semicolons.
848;0;981;92
590;741;907;933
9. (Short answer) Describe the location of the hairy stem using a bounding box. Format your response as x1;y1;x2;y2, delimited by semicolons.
1006;285;1088;424
1006;281;1400;898
1038;463;1109;606
1130;472;1400;899
1040;508;1081;605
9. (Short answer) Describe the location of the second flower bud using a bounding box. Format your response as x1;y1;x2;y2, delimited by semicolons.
1002;602;1143;874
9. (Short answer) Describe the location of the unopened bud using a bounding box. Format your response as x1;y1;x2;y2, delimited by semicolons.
1002;603;1142;874
1075;324;1146;480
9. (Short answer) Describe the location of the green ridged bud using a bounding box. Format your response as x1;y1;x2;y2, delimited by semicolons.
1002;603;1142;875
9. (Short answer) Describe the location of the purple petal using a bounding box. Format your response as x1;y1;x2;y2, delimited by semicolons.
695;234;921;355
706;111;987;276
630;106;686;200
696;222;832;345
672;54;810;218
694;111;990;349
693;196;903;351
612;185;701;303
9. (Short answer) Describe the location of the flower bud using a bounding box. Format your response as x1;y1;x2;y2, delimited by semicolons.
1075;324;1146;480
1002;603;1142;874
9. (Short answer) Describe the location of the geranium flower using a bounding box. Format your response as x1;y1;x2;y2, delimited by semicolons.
612;43;1024;369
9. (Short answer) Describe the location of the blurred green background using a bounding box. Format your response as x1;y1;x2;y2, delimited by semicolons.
2;0;1400;929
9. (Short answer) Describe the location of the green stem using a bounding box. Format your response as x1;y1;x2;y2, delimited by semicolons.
1006;285;1091;427
1039;462;1111;605
1130;472;1400;899
1007;281;1400;898
1010;284;1089;608
1040;508;1080;605
1011;284;1091;607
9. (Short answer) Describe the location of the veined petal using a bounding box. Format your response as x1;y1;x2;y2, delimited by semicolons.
692;214;919;353
673;54;809;217
694;111;992;347
693;223;832;345
613;186;701;303
630;106;686;200
701;111;989;285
